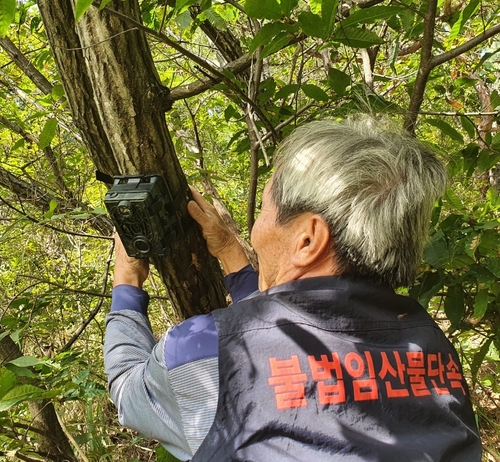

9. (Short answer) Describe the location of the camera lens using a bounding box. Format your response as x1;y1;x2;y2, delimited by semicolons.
134;237;151;254
117;200;132;217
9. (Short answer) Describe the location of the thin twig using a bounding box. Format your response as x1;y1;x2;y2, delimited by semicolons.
12;275;170;301
55;409;90;462
12;277;112;299
63;28;139;51
261;102;318;142
418;110;500;117
60;241;115;352
0;196;112;240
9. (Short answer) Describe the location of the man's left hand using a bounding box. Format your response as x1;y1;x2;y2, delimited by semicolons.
113;233;150;288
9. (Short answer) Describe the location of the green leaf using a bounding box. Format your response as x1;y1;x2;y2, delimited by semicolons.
473;287;488;319
464;233;479;259
256;77;276;103
454;77;477;89
409;271;442;309
491;90;500;111
0;368;16;399
176;0;198;10
274;83;299;100
4;363;36;379
0;385;46;411
321;0;338;39
485;188;500;207
74;0;93;22
478;229;499;257
449;0;480;43
485;257;500;278
0;0;15;37
460;116;476;139
91;207;107;215
98;0;114;9
279;0;298;16
476;266;497;284
399;8;415;33
203;9;227;30
7;356;42;368
297;11;325;38
443;188;465;211
51;84;66;100
44;199;58;220
224;105;240;122
427;118;464;144
249;22;286;54
471;337;493;385
301;84;329;102
39;118;58;149
175;10;192;30
444;284;464;327
245;0;281;20
477;149;500;173
12;138;25;151
156;445;182;462
423;230;449;267
262;31;291;59
332;26;385;48
340;5;406;28
308;0;321;15
461;143;479;174
327;68;351;96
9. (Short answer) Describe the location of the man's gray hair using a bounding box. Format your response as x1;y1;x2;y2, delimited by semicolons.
271;116;447;288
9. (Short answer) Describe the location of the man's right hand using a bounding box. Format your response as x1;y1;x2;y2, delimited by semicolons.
187;187;250;275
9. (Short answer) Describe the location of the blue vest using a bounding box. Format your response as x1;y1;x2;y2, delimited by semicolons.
192;276;481;461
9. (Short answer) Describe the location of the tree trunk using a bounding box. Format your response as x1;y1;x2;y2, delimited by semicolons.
0;330;77;462
37;0;227;317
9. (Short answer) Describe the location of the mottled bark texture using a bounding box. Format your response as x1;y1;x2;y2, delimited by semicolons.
37;0;227;317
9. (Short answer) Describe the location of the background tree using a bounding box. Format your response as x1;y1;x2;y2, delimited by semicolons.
0;0;499;460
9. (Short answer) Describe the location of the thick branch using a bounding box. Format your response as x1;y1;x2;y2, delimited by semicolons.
0;166;54;211
430;23;500;69
404;7;500;134
0;168;113;235
246;47;265;231
0;114;38;143
0;36;53;95
168;53;252;101
0;115;73;199
403;0;438;134
192;6;246;65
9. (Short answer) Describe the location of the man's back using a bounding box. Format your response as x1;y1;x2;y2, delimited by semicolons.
193;276;481;461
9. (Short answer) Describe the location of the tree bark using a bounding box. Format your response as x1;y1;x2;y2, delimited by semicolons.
0;37;53;95
0;329;77;462
37;0;227;317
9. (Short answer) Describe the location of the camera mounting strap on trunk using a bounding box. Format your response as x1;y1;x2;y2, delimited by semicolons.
95;170;114;185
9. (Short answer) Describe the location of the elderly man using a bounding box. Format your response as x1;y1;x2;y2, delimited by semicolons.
104;117;481;461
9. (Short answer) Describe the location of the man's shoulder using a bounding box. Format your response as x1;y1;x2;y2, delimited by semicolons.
165;314;218;370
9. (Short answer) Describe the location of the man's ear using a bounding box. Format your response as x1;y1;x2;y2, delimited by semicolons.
289;214;331;268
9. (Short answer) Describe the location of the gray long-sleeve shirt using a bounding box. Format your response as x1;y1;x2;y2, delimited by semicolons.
104;266;258;460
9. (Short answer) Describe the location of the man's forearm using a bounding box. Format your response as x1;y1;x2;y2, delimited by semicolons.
217;241;251;275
